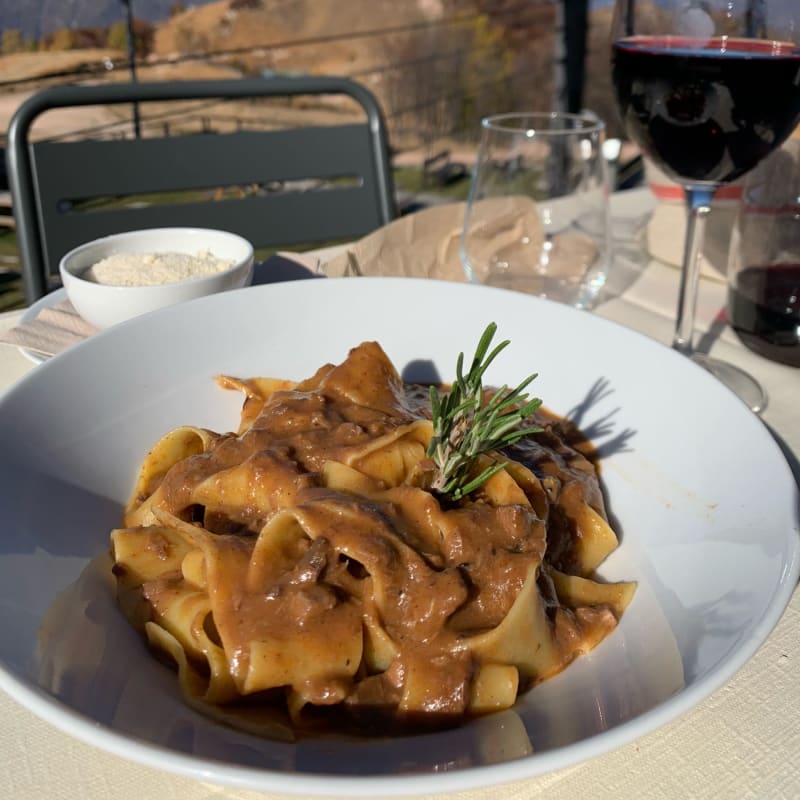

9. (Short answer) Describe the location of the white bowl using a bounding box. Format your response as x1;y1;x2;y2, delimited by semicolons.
59;227;254;329
0;279;797;796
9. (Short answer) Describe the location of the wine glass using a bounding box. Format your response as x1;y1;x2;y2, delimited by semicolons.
610;0;800;411
461;112;611;310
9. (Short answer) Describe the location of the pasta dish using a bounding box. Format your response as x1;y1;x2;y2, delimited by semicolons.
110;338;635;738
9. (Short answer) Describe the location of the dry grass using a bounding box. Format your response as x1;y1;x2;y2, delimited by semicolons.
0;49;123;83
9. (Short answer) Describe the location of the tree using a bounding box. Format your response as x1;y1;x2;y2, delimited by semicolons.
384;11;513;147
1;29;23;55
107;21;127;50
47;28;74;51
459;14;513;133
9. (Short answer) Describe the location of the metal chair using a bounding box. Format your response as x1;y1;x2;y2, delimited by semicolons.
6;76;395;303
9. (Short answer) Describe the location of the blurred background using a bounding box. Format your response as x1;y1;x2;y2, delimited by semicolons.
0;0;626;309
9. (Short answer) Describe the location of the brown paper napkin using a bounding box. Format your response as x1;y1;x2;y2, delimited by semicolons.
323;198;600;290
323;202;469;280
0;300;97;358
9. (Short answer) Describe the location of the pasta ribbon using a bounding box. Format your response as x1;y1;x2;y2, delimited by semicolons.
110;340;635;737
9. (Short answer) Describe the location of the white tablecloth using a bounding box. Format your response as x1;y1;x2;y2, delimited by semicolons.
0;196;798;800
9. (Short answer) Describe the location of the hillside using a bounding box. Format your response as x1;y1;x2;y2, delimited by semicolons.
152;0;440;77
0;48;122;83
0;0;561;149
0;0;585;310
0;0;216;39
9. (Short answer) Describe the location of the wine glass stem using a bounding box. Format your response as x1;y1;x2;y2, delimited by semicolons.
673;187;715;356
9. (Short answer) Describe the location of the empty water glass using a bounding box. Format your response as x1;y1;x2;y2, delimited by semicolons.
461;112;610;309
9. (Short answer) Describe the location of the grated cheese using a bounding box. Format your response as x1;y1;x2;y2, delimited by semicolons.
83;250;235;287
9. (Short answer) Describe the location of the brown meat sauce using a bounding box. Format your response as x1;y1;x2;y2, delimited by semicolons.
120;344;621;735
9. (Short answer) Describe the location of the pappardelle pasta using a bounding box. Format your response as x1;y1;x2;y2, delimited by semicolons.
110;340;635;739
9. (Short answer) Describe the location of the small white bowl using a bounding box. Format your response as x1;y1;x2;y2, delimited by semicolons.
59;228;254;329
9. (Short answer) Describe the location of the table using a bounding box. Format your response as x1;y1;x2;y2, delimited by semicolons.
0;200;798;800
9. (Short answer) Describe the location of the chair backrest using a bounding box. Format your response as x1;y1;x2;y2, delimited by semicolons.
6;76;395;303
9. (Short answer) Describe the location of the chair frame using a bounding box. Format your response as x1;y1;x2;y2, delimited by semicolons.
6;76;395;303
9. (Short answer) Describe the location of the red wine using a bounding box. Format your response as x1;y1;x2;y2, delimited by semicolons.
612;36;800;185
728;264;800;367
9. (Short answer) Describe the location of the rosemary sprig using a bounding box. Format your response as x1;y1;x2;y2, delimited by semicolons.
427;322;543;501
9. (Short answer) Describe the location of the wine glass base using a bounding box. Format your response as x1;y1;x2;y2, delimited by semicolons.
691;353;768;414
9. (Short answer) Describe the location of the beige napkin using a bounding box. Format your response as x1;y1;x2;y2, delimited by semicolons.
323;197;595;288
0;300;97;357
323;201;469;280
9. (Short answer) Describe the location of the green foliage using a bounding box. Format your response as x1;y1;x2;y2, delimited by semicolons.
383;9;514;145
392;166;471;201
1;29;23;55
459;14;513;133
106;21;127;51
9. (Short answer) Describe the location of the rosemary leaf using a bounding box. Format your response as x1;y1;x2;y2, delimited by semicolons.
427;322;543;501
